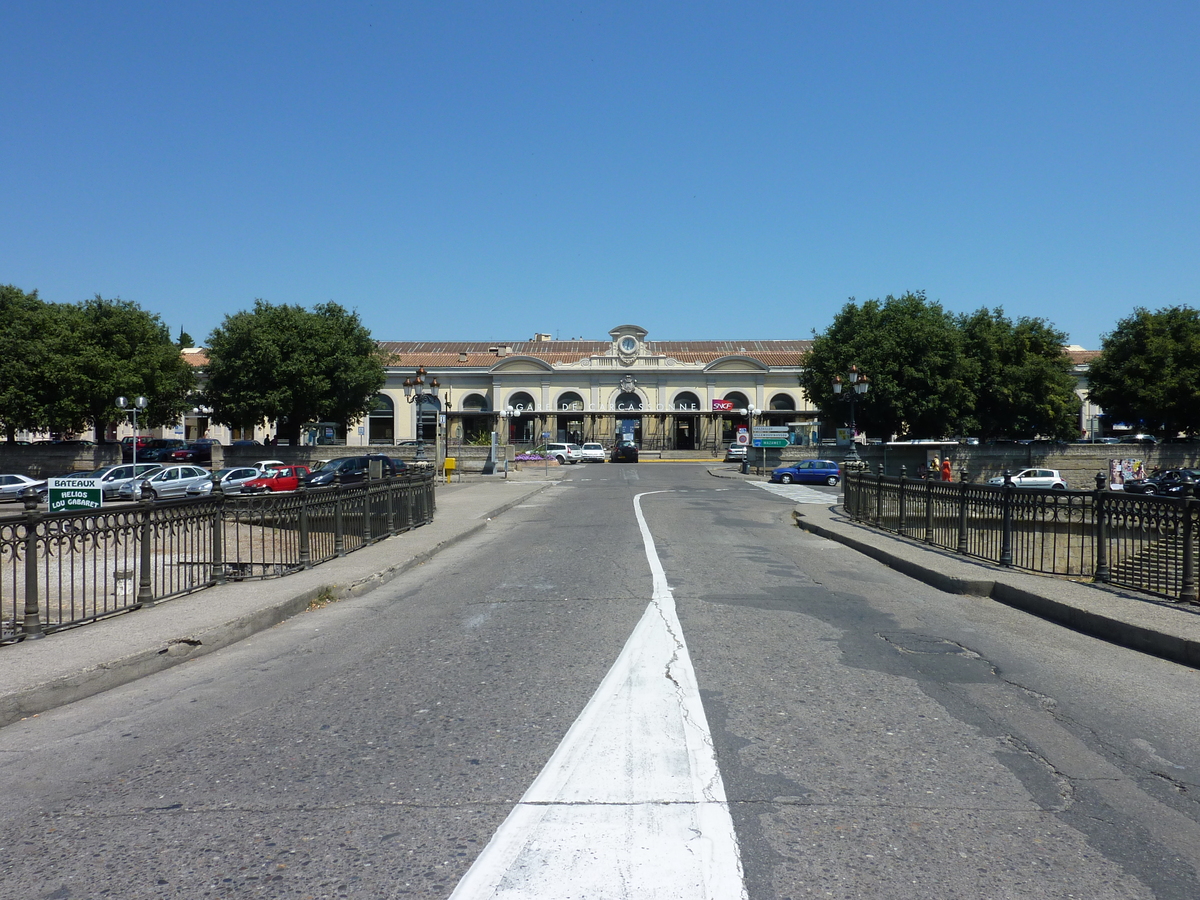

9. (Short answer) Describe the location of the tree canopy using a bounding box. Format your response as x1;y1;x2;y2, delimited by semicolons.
957;308;1079;441
1086;306;1200;437
800;293;1079;441
800;292;972;440
202;300;386;445
0;288;195;441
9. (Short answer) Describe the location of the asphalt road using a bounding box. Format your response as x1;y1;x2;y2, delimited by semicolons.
0;463;1196;899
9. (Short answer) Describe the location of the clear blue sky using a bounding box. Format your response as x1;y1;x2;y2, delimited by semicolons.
4;1;1197;350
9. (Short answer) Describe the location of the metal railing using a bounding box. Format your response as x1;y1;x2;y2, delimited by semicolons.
843;468;1200;606
0;472;436;643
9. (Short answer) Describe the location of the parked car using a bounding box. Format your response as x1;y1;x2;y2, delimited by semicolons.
725;443;747;461
240;465;312;494
1118;433;1158;444
542;443;581;464
611;441;639;463
986;468;1068;490
117;465;212;500
578;442;607;463
304;455;398;487
138;438;189;462
1121;469;1200;495
170;438;220;465
85;463;163;500
186;467;264;496
120;435;150;461
251;459;287;472
770;459;842;486
229;439;262;449
0;473;47;502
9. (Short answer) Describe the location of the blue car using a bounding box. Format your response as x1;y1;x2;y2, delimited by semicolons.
770;459;841;486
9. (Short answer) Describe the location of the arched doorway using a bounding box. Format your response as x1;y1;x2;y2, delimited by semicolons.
614;391;644;446
506;392;537;445
721;392;751;445
368;394;395;444
672;391;701;450
460;393;491;444
557;392;585;444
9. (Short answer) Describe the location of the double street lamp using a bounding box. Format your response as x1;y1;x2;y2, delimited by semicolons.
832;366;870;465
115;395;148;467
402;367;439;463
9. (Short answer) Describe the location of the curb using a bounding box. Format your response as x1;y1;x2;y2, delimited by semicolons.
791;507;1200;670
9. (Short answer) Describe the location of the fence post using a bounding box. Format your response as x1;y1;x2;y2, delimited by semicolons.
385;475;396;536
875;464;884;525
898;466;907;536
1093;473;1110;584
211;480;226;586
1000;470;1014;568
362;481;374;545
1181;484;1197;604
298;481;311;569
334;474;345;557
137;487;156;607
20;496;44;639
924;476;935;544
956;478;969;555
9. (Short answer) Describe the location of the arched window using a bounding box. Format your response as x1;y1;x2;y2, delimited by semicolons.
507;392;536;412
672;391;701;411
462;393;490;412
769;393;796;411
723;391;750;410
614;392;643;411
558;391;585;411
368;394;395;444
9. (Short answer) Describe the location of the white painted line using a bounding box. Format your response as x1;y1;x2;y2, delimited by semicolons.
449;491;746;900
752;481;837;504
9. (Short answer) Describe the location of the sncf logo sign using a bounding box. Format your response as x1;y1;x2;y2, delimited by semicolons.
712;399;735;411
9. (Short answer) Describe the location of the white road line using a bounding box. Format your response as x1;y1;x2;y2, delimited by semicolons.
752;481;838;504
449;491;746;900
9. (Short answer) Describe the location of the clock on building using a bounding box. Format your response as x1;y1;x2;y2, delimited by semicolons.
618;335;638;354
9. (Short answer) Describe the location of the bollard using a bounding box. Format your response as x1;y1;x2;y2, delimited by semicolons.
1093;472;1109;583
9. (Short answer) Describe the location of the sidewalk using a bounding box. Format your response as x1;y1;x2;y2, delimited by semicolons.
0;471;558;728
706;465;1200;669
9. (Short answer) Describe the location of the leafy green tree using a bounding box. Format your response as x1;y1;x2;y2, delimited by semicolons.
800;292;972;439
202;300;386;445
957;308;1080;440
0;285;58;441
62;297;198;440
1087;306;1200;437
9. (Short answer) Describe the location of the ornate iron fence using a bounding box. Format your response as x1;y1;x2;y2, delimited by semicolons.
843;468;1200;605
0;472;435;643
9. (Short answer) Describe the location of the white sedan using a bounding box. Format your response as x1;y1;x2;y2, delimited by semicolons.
0;473;46;501
578;442;607;463
987;468;1068;490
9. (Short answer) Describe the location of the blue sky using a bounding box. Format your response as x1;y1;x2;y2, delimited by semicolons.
3;1;1197;349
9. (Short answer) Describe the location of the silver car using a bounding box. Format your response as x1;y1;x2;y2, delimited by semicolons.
186;467;262;496
118;464;212;500
987;468;1068;490
86;463;163;500
0;473;47;501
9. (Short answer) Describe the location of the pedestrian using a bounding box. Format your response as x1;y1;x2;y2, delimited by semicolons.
941;457;952;482
929;455;940;480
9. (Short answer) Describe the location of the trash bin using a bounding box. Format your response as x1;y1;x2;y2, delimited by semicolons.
740;458;749;475
443;457;457;481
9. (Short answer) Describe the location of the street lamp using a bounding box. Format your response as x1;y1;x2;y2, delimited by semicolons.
832;366;870;467
116;395;148;467
402;367;439;463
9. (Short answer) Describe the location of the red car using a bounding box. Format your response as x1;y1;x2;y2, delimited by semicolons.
239;465;311;494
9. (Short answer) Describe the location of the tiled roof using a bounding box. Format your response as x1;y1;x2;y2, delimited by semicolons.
375;339;811;368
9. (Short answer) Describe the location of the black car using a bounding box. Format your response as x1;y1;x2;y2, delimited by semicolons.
611;441;639;463
1123;469;1200;495
304;454;399;486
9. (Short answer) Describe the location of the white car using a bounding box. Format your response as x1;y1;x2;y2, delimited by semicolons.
544;443;581;464
724;443;748;462
86;463;163;500
186;466;263;496
987;468;1068;490
0;473;47;501
578;442;606;463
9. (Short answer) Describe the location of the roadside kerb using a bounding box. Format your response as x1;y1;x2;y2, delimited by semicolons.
790;502;1200;670
0;478;552;728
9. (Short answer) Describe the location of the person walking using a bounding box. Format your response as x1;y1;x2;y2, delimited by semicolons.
929;454;940;480
941;457;952;482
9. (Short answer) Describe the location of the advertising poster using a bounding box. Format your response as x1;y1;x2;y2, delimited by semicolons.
1108;458;1145;489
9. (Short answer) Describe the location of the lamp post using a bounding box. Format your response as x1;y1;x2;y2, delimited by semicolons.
116;395;148;467
832;366;870;468
403;367;439;465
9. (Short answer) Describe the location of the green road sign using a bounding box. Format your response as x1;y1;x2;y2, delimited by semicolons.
751;438;789;447
47;477;103;513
